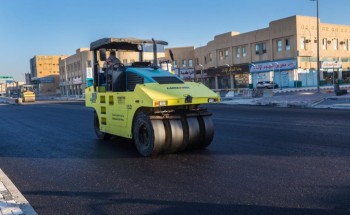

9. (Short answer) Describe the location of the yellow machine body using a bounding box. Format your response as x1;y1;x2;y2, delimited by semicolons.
85;37;219;156
85;81;219;139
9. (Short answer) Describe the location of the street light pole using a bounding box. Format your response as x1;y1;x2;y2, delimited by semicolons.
251;63;256;88
311;0;320;93
270;63;275;89
65;58;68;97
198;64;204;84
224;64;232;90
274;62;281;90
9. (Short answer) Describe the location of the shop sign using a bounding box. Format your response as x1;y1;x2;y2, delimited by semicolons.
86;67;93;79
321;61;342;69
221;65;249;75
250;59;297;73
205;64;249;76
73;77;82;84
179;68;195;79
39;77;55;83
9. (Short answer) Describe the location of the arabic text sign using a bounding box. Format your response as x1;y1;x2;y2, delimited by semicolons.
250;59;297;73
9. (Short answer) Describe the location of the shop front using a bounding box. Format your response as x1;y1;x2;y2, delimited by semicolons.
196;64;249;90
296;69;317;87
250;59;297;88
321;61;342;85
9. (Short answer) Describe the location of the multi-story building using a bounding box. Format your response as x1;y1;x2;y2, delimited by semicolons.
192;15;350;91
165;47;195;80
25;73;31;85
30;55;68;96
59;48;92;96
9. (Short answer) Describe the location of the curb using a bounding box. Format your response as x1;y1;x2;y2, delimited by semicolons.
0;169;37;215
309;98;327;107
0;97;18;105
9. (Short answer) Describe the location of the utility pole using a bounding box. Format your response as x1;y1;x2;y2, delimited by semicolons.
310;0;320;93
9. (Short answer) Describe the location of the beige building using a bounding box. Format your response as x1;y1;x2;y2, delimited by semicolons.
59;48;92;96
191;15;350;90
30;55;68;96
118;51;165;65
165;47;195;80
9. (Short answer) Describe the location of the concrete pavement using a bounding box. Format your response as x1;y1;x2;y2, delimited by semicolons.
0;169;37;215
221;85;350;109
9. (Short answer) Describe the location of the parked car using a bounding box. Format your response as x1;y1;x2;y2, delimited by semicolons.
256;81;279;89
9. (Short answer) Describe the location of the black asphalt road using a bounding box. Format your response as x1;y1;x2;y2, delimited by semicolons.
0;102;350;215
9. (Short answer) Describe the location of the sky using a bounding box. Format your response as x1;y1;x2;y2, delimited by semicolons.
1;0;350;81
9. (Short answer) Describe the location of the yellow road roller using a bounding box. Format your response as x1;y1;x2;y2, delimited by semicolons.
21;85;36;102
85;38;220;156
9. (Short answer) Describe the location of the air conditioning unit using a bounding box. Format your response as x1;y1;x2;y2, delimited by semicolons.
340;41;345;45
327;40;332;44
305;39;311;43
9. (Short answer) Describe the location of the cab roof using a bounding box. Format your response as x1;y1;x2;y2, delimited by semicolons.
90;37;168;51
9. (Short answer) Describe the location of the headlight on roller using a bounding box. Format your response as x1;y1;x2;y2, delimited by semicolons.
208;98;218;103
154;101;168;106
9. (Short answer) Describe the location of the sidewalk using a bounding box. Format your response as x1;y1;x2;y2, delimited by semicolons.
2;87;350;109
221;85;350;109
0;169;37;215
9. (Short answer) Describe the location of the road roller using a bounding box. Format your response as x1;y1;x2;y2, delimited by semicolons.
85;38;220;156
20;85;36;102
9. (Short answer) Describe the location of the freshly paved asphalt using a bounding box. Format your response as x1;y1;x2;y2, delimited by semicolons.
0;101;349;215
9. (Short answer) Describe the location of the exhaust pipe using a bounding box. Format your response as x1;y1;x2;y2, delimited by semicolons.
152;38;158;68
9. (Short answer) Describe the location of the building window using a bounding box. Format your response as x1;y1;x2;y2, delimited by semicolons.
204;56;207;64
255;43;266;55
333;39;338;50
342;40;348;51
219;50;224;60
285;39;290;51
322;38;327;50
277;40;282;52
209;53;213;62
225;50;229;58
173;60;177;67
242;46;247;57
300;37;306;50
188;59;193;67
236;47;240;58
123;59;128;64
182;59;187;68
196;58;199;66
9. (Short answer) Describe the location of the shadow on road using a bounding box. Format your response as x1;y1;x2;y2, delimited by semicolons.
22;190;350;215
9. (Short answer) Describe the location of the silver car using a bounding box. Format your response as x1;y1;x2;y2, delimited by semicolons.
256;81;279;89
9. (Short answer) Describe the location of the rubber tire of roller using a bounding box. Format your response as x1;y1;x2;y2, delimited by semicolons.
185;117;201;149
164;119;184;153
200;116;214;148
133;113;166;157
